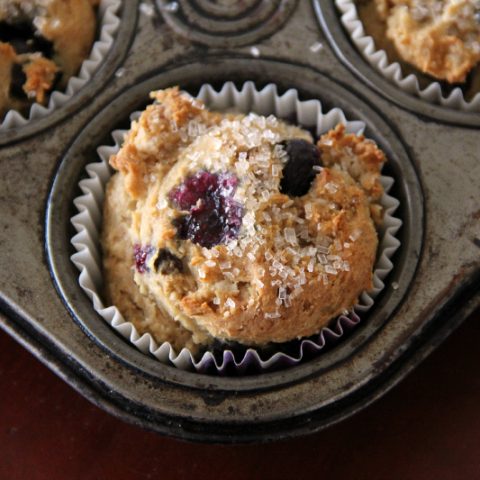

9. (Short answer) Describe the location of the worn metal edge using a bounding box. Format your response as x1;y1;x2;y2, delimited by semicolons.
44;55;424;393
1;273;478;444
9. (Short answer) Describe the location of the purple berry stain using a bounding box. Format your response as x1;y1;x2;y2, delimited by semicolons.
169;171;243;248
133;244;155;273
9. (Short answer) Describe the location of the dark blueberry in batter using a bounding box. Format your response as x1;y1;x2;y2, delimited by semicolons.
9;63;27;99
279;139;322;197
154;249;183;275
133;244;155;274
0;22;54;57
169;171;243;248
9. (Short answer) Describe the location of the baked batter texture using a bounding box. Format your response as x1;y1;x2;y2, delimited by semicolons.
374;0;480;83
0;0;98;117
102;88;386;350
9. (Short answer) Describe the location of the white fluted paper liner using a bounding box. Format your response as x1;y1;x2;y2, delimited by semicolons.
71;81;402;375
0;0;121;131
335;0;480;112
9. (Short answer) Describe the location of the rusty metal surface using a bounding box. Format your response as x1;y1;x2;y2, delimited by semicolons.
0;1;479;442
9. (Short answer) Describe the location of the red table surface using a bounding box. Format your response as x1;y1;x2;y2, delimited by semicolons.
1;309;480;480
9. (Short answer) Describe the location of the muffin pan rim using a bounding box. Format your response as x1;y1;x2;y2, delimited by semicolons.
2;278;479;442
45;56;424;392
313;0;480;128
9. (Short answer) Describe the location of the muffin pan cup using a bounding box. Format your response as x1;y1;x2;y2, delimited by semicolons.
315;0;480;126
0;0;138;144
0;0;121;130
0;1;479;442
334;0;480;113
70;81;402;374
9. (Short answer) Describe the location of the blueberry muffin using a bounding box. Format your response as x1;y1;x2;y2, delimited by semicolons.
101;88;386;351
0;0;98;117
373;0;480;83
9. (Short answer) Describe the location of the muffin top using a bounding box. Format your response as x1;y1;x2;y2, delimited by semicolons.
374;0;480;83
102;88;386;348
0;0;98;117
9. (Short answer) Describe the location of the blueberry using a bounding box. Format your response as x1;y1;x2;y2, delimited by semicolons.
154;248;183;274
169;171;243;248
10;63;27;99
133;244;155;273
0;22;54;57
279;139;322;197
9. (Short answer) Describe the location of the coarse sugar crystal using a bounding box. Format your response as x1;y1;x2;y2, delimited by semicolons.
225;297;236;309
284;227;297;246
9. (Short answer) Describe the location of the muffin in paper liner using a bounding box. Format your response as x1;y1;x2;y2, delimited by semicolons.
335;0;480;112
0;0;121;131
70;81;402;375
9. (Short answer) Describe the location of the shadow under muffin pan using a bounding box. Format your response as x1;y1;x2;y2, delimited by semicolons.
314;1;480;127
0;0;139;146
46;60;423;390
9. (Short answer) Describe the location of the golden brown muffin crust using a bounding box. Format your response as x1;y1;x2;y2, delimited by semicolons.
373;0;480;83
102;88;387;349
102;173;201;352
318;124;386;224
110;89;222;199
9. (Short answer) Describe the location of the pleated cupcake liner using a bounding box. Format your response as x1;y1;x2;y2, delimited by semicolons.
335;0;480;112
0;0;121;130
71;81;402;375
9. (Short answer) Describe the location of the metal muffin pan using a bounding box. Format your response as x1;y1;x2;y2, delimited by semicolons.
156;0;298;47
0;1;139;146
314;1;480;127
47;59;422;387
0;1;479;442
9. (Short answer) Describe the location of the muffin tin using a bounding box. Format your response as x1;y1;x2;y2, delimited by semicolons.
316;2;480;125
0;1;479;443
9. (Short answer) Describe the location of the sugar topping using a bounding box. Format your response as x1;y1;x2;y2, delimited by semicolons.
158;93;374;321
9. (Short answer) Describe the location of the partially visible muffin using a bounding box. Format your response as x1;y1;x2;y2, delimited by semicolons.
102;88;386;350
374;0;480;83
0;0;98;117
